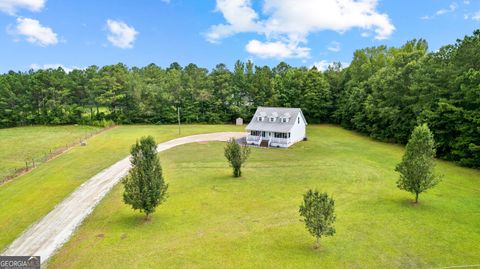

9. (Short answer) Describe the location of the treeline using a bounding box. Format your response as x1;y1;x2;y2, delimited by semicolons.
0;30;479;168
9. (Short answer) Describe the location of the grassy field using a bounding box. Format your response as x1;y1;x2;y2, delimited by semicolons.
0;125;101;180
46;125;480;269
0;125;243;251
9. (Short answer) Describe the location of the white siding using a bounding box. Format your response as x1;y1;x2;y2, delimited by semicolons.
245;107;307;148
289;115;306;143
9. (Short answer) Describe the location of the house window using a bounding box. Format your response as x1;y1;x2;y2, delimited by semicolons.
281;118;288;123
258;116;263;121
298;117;300;124
274;133;289;139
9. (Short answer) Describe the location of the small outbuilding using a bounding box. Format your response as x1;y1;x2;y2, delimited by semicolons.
236;117;243;125
246;107;307;148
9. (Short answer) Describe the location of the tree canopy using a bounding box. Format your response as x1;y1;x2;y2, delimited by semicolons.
396;124;441;203
1;30;479;168
299;190;336;249
123;136;168;219
224;138;250;177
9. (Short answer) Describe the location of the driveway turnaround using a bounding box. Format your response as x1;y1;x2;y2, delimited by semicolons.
2;132;246;264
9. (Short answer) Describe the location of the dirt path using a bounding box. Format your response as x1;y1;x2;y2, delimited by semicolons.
2;132;246;264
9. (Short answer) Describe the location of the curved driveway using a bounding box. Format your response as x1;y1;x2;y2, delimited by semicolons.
2;132;246;263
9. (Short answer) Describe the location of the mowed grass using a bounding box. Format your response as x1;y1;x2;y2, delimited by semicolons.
0;125;101;179
47;125;480;269
0;125;243;251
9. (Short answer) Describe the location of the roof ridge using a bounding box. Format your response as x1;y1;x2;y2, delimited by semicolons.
257;106;301;109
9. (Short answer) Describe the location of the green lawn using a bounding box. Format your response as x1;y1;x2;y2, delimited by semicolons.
47;125;480;269
0;125;243;251
0;125;101;180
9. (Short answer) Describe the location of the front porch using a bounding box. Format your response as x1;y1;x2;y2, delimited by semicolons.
246;130;291;148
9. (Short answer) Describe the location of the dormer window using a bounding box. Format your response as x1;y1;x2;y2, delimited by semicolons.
269;112;278;122
280;112;290;123
258;112;267;122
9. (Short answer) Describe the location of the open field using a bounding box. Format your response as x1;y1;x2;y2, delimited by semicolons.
0;125;101;180
0;125;243;251
47;125;480;268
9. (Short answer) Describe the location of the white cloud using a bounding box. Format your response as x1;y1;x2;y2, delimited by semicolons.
9;17;58;46
463;8;480;21
436;2;458;15
472;11;480;21
246;39;310;58
312;60;349;71
106;19;138;49
312;60;331;71
327;41;341;52
206;0;394;59
205;0;260;43
29;63;82;73
0;0;45;15
421;2;458;20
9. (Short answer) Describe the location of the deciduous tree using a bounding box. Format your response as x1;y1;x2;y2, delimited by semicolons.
224;138;250;177
299;190;336;249
395;124;441;203
123;136;168;219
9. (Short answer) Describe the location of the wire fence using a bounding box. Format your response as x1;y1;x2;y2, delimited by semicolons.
0;125;116;186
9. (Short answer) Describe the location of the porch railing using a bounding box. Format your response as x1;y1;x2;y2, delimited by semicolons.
246;135;262;144
270;137;290;144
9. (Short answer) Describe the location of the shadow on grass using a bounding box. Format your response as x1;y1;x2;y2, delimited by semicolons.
114;210;173;229
283;240;334;261
266;231;334;259
386;196;439;212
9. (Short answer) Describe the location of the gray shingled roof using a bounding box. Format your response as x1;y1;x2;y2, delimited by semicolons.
245;107;307;133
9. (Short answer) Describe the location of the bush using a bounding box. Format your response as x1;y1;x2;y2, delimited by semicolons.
91;119;115;128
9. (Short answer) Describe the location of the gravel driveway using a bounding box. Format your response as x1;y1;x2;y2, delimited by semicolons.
2;132;246;263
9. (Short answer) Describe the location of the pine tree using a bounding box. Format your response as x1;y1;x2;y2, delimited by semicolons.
395;124;441;203
123;136;168;219
299;190;336;249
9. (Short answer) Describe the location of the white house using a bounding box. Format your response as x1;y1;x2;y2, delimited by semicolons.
246;107;307;148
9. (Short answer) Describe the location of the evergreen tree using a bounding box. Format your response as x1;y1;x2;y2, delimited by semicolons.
299;190;336;249
123;136;168;219
224;138;250;177
1;29;480;168
395;124;441;203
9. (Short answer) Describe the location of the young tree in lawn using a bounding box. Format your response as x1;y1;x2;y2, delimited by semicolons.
224;138;250;177
396;124;441;203
299;190;336;249
123;136;168;220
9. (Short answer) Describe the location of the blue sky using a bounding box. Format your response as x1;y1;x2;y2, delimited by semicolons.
0;0;479;73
